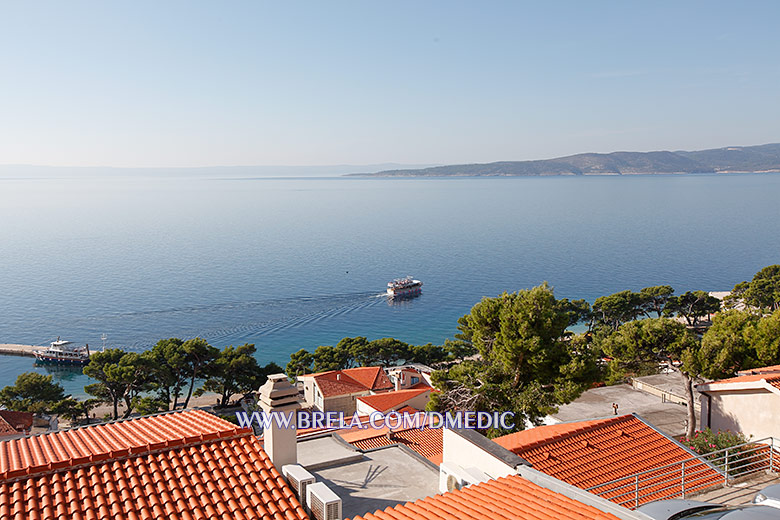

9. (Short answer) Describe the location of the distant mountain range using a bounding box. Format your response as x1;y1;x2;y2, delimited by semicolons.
349;143;780;177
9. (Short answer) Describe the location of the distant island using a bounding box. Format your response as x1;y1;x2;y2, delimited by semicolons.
349;143;780;177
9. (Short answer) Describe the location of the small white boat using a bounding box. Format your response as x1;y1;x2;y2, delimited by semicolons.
387;276;423;298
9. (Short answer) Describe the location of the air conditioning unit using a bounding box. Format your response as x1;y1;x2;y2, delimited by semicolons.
439;462;489;493
282;464;316;501
307;482;342;520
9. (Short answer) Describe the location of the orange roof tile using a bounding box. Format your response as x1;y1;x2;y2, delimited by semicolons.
494;414;721;507
348;474;621;520
0;412;32;434
345;427;443;464
407;381;431;390
698;373;780;392
0;410;308;520
312;367;393;398
738;364;780;376
0;434;307;520
356;388;430;413
0;409;241;480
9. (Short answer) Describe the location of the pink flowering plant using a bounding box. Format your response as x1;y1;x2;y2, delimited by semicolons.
682;428;754;475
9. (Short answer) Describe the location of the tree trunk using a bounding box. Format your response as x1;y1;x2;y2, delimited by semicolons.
684;374;696;438
184;371;197;408
113;398;119;420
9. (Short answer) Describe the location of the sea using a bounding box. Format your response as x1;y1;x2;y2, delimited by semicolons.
1;172;779;397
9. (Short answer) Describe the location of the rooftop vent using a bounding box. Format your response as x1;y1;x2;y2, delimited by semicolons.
282;464;316;502
307;482;342;520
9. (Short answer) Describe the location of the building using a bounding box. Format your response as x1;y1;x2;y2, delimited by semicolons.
492;414;722;507
697;364;780;440
299;367;393;414
0;409;308;519
385;364;433;390
355;387;433;415
0;410;33;437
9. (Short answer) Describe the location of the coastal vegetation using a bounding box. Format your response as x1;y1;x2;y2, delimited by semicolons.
2;264;779;434
353;143;780;177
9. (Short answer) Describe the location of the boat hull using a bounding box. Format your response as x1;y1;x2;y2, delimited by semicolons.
33;354;89;366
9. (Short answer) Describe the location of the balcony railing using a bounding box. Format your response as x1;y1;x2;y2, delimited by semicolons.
584;437;780;509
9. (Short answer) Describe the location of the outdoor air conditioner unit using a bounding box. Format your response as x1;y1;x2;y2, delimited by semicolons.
282;464;316;502
439;462;490;493
306;482;342;520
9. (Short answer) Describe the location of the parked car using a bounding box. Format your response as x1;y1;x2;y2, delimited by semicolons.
754;483;780;510
637;498;780;519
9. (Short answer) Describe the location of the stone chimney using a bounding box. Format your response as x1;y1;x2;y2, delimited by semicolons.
394;371;402;391
258;374;302;468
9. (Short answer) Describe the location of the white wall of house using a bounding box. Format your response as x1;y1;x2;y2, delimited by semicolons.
700;388;779;440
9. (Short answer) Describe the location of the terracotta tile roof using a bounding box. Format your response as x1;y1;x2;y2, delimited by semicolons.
738;364;780;375
0;411;32;435
0;420;18;437
348;474;621;520
493;414;721;507
0;409;241;480
0;434;306;520
0;410;308;520
407;381;430;390
697;373;780;392
356;388;430;413
312;367;393;398
338;413;443;464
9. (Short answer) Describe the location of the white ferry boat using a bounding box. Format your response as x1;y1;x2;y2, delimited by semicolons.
33;338;91;366
387;276;423;298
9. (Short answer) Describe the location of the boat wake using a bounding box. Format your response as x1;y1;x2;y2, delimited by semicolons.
62;291;385;349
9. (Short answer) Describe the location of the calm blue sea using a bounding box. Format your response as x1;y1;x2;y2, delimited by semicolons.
1;173;778;396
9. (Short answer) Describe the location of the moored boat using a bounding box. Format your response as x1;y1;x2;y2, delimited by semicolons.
387;276;423;298
33;339;91;366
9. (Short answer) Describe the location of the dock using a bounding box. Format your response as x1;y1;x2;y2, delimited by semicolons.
0;344;43;357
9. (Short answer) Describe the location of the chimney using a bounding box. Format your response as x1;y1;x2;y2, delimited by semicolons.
394;372;402;391
258;374;302;468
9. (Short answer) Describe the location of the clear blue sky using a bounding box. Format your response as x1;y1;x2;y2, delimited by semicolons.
1;1;779;167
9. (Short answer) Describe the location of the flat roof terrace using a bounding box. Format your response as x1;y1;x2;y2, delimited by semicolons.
297;434;440;519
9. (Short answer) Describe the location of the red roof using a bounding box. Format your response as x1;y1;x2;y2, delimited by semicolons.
356;388;431;413
738;364;780;376
348;474;621;520
494;414;721;507
338;412;443;464
0;409;241;480
697;373;780;392
0;412;32;436
311;367;393;398
0;410;308;520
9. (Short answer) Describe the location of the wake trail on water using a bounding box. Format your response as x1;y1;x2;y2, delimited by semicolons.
66;291;387;349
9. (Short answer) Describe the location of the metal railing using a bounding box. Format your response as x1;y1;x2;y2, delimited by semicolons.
584;437;779;509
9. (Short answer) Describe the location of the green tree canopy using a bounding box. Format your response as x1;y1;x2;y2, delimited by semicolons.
0;372;68;414
664;291;721;326
639;285;675;318
201;343;275;407
286;348;314;376
180;338;219;408
732;265;780;311
83;349;153;419
145;338;189;410
429;284;600;436
699;310;762;379
592;290;644;330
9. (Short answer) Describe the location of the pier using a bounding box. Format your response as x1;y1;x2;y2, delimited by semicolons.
0;344;43;357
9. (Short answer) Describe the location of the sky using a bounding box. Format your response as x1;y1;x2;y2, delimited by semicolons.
1;1;779;168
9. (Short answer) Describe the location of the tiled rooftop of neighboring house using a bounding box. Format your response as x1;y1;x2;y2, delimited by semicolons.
356;387;431;413
347;474;622;520
0;409;241;479
338;417;443;464
493;414;722;507
697;364;780;392
309;367;393;398
0;411;32;437
0;410;308;520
